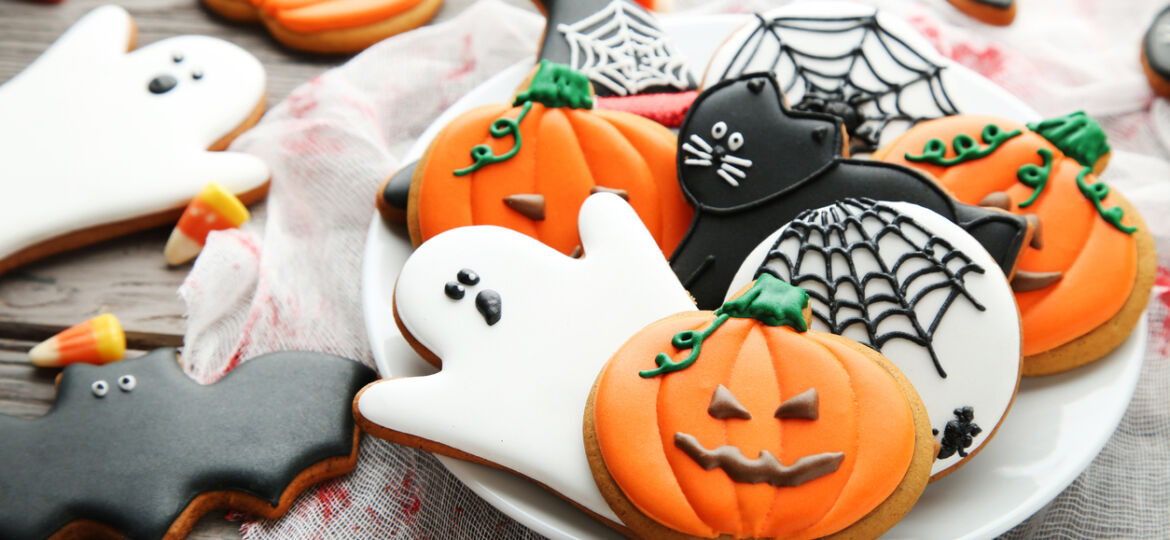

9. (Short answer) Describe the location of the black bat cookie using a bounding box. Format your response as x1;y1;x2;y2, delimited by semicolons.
0;348;376;539
669;73;1031;309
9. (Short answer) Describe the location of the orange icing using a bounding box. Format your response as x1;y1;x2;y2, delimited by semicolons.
257;0;425;33
593;312;915;539
415;101;691;257
878;115;1138;356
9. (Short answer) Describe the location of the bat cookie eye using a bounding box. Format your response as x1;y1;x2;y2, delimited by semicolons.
91;380;109;398
711;121;728;139
729;132;744;151
118;375;137;392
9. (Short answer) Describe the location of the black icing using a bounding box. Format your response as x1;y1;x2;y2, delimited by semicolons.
172;52;184;63
967;0;1013;9
457;269;480;286
669;74;1028;309
1146;6;1170;80
937;406;981;459
192;69;204;81
535;0;695;97
148;74;178;94
475;290;503;326
382;160;418;212
0;348;375;539
445;282;465;300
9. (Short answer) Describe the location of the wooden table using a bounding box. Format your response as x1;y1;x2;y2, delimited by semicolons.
0;0;532;536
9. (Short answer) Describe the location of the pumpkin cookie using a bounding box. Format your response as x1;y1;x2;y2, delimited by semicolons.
946;0;1016;26
1143;5;1170;97
202;0;442;54
727;199;1022;480
378;61;692;257
875;113;1155;374
586;274;935;539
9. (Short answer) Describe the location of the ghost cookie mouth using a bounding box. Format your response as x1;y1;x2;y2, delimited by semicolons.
673;433;843;487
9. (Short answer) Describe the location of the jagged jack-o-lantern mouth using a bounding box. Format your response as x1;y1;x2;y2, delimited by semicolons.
675;384;844;487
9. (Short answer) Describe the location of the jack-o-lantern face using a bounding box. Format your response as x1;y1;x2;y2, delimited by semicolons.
590;275;929;539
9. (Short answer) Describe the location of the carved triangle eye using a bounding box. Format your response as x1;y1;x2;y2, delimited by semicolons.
775;388;819;420
708;384;751;420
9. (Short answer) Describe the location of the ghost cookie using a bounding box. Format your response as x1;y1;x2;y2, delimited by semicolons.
0;348;375;539
1143;5;1170;97
532;0;697;127
0;6;269;278
726;198;1021;479
354;193;696;529
377;61;692;258
946;0;1016;26
875;113;1154;375
669;73;1031;310
202;0;442;54
586;274;935;539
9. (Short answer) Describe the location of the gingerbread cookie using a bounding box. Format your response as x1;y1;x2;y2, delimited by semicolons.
1143;5;1170;97
669;73;1031;309
355;193;696;528
875;113;1155;375
203;0;442;54
533;0;697;127
378;61;692;257
586;274;935;539
946;0;1016;26
0;348;375;539
727;199;1022;479
0;5;269;278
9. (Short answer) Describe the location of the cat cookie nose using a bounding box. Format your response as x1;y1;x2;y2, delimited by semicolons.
148;74;178;94
713;145;727;159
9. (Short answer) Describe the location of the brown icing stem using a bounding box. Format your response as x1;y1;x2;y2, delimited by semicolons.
590;186;630;200
707;384;752;420
1011;269;1062;292
569;245;583;258
978;191;1011;211
674;432;844;487
503;194;546;221
774;388;818;420
1025;214;1042;249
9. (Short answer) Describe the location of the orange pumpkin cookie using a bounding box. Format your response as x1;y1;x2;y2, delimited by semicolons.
876;113;1155;375
586;274;935;539
382;61;693;257
945;0;1016;26
202;0;442;54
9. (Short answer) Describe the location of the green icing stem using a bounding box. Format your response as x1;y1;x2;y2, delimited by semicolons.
639;274;809;379
1028;111;1110;168
905;124;1022;167
453;101;533;177
1016;148;1053;208
1076;166;1137;234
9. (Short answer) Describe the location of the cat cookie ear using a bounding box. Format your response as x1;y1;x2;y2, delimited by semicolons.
35;6;137;73
576;193;664;263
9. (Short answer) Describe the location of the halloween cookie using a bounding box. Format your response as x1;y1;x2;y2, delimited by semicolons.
586;274;935;539
377;61;692;257
202;0;442;54
533;0;697;127
669;73;1031;310
0;5;269;278
727;199;1022;479
1143;5;1170;97
355;194;696;528
875;114;1155;375
0;348;375;539
946;0;1016;26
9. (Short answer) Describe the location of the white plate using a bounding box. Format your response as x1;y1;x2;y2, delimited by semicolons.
362;10;1147;540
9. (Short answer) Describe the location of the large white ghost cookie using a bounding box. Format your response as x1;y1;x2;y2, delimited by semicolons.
354;193;696;526
0;5;269;275
726;198;1021;479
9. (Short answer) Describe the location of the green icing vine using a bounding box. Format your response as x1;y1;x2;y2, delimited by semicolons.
1075;166;1137;234
905;124;1022;167
453;61;593;176
639;274;809;378
1016;148;1053;208
1028;111;1110;168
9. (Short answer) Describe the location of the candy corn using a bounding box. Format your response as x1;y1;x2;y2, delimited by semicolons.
29;314;126;368
164;182;250;265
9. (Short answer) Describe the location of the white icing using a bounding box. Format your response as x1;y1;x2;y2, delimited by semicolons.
0;5;269;266
725;200;1021;478
357;194;696;522
557;1;692;97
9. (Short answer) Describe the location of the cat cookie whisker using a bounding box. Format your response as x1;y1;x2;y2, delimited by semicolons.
686;158;713;166
721;163;747;179
682;142;712;159
689;133;714;152
722;154;753;168
717;169;741;187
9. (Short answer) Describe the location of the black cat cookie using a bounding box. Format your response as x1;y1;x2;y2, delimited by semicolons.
0;348;375;539
669;73;1032;309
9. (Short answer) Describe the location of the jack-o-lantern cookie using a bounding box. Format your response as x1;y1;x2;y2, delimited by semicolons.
0;5;269;278
586;274;935;539
378;61;692;257
875;113;1155;375
669;72;1031;310
355;194;696;529
532;0;697;127
727;199;1022;480
202;0;442;54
